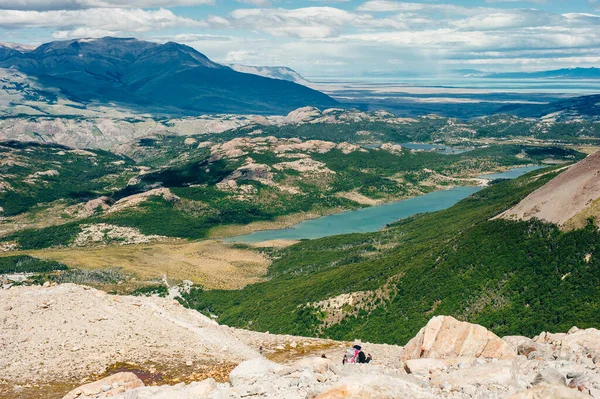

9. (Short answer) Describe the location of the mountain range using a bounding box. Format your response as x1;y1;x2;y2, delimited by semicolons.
456;67;600;79
497;93;600;119
0;37;335;115
485;67;600;79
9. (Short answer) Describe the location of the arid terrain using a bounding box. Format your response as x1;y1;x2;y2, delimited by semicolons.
1;283;600;399
498;151;600;229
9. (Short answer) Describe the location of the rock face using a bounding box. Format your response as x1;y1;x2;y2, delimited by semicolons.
402;315;516;361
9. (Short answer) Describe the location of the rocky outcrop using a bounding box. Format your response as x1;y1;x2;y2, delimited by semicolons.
107;188;180;214
284;106;322;124
72;223;166;246
402;315;517;361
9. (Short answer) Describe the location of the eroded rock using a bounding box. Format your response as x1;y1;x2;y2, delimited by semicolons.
402;316;516;361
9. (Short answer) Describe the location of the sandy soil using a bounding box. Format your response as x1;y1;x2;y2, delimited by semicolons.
249;240;300;248
335;191;381;206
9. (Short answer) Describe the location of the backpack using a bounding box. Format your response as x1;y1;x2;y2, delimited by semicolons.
344;348;359;364
357;351;367;363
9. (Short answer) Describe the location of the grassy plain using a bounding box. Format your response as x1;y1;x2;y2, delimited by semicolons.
6;240;269;289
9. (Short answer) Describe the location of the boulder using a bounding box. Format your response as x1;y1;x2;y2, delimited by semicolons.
185;378;218;396
569;374;600;397
228;357;284;387
431;360;523;390
404;358;447;380
402;316;516;361
314;374;434;399
535;328;600;357
291;356;333;374
504;336;553;360
99;378;220;399
532;367;567;386
62;372;143;399
509;384;591;399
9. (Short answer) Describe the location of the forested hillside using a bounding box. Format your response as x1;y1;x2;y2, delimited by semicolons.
182;167;600;344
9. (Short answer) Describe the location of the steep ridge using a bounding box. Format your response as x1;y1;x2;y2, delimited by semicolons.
0;37;336;115
497;151;600;229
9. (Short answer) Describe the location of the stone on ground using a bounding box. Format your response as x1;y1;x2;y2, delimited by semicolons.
314;374;434;399
402;315;516;360
61;372;143;399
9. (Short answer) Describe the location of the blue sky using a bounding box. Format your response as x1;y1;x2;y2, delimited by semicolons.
1;0;599;77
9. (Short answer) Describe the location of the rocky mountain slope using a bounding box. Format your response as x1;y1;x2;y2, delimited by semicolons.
0;37;335;115
498;151;600;230
2;284;599;399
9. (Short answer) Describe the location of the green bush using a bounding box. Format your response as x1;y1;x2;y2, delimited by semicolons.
131;284;168;297
0;255;68;274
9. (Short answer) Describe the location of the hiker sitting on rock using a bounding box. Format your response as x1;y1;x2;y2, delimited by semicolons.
343;345;372;364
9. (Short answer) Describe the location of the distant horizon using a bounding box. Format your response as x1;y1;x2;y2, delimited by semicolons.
1;0;599;77
2;35;599;81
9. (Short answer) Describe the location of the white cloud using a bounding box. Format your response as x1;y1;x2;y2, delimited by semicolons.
52;27;117;38
356;1;476;15
235;0;271;6
450;10;557;30
229;6;406;38
1;0;599;76
485;0;547;4
0;8;207;32
0;0;214;10
224;49;258;63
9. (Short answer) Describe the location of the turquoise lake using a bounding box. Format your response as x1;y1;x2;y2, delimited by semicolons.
225;165;543;244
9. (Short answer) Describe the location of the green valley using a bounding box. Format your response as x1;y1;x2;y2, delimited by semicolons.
182;167;600;344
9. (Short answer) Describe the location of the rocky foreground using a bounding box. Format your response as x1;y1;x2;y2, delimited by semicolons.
1;284;600;399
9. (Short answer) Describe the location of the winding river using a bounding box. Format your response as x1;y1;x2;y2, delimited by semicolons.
225;165;543;244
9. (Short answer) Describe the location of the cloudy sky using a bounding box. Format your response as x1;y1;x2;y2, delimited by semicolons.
1;0;599;77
